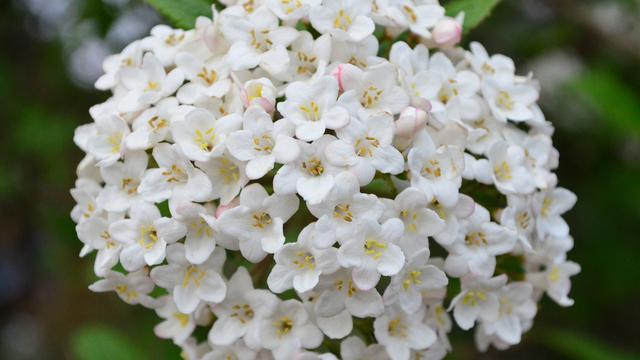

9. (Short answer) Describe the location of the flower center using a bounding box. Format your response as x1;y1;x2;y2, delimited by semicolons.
273;316;293;337
302;158;324;176
231;304;255;324
162;164;188;183
355;136;380;157
107;132;122;154
182;265;206;288
191;219;212;238
280;0;302;14
115;285;139;302
400;210;418;233
292;251;315;270
494;161;512;181
364;239;386;259
250;29;272;52
462;290;487;306
387;318;408;338
540;197;553;217
121;178;139;195
217;157;240;184
361;85;383;108
299;101;320;121
421;159;443;180
333;9;352;31
173;313;190;327
465;231;488;247
296;51;317;75
253;133;274;153
147;116;168;131
251;212;273;229
138;225;158;249
333;203;353;222
197;67;218;86
402;270;422;290
194;128;216;152
496;90;514;110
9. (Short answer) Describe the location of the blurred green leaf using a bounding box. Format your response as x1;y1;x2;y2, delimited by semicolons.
145;0;211;29
71;325;146;360
568;69;640;134
445;0;501;33
538;329;638;360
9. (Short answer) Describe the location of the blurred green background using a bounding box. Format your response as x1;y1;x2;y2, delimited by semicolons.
0;0;638;359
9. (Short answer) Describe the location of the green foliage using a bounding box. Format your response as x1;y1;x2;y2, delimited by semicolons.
444;0;501;33
71;325;146;360
538;329;639;360
145;0;212;29
568;69;640;134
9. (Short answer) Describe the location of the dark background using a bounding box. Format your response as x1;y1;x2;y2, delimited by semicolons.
0;0;638;359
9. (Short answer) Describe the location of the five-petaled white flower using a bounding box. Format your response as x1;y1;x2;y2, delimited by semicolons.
89;269;156;307
373;305;437;360
310;0;375;42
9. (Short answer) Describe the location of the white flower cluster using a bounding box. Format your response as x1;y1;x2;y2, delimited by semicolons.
71;1;580;359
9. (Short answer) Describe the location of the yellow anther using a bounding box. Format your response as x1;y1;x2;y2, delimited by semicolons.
197;67;218;86
138;225;159;249
299;101;320;121
302;158;324;176
421;159;442;179
402;5;417;23
273;316;293;337
516;211;531;229
364;239;386;259
182;265;206;288
217;157;240;184
496;90;514;110
333;9;353;31
360;85;383;108
253;134;274;153
541;197;553;217
465;231;488;247
333;204;354;222
147;116;168;131
145;81;159;91
387;318;408;338
191;219;212;238
230;303;255;324
402;270;422;290
462;290;487;306
292;251;315;270
548;266;561;283
162;164;187;183
251;212;272;229
174;312;190;327
194;128;216;152
494;161;512;181
107;133;122;154
165;33;185;46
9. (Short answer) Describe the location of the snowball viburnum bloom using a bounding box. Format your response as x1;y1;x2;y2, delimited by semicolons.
307;171;384;248
383;249;448;314
339;63;409;116
449;274;507;330
126;97;178;150
226;106;299;180
138;143;212;204
110;202;187;271
118;53;184;112
89;269;156;307
373;305;437;360
175;52;232;103
151;243;227;313
196;151;248;206
326;113;404;186
87;115;130;167
77;215;122;276
338;218;405;290
489;140;536;195
533;187;577;239
172;108;242;162
408;131;465;207
258;299;323;360
482;77;538;122
268;223;339;293
273;135;342;204
278;76;349;141
444;204;517;278
310;0;375;42
209;267;279;349
315;268;384;320
481;282;536;345
219;184;299;262
96;150;147;213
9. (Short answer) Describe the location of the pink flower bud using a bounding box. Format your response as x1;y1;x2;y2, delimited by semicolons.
331;64;345;93
432;18;462;47
215;199;240;218
395;107;428;139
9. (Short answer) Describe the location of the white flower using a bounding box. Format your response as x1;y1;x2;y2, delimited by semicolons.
315;267;384;322
95;40;144;90
528;259;580;307
465;42;515;80
172;108;242;162
89;269;156;307
286;32;331;82
500;195;535;250
267;0;320;21
389;42;440;110
268;223;339;293
532;187;577;239
338;218;405;290
258;299;323;360
110;202;187;271
398;2;444;39
449;274;507;330
340;336;390;360
308;171;384;248
278;76;349;141
153;295;206;345
373;305;437;360
175;52;232;103
222;8;299;77
481;282;536;345
70;178;103;223
339;63;409;116
488;140;536;195
87;114;130;167
172;202;232;264
240;77;278;113
383;249;449;314
77;215;123;276
298;290;353;340
482;77;538;122
408;131;465;207
426;53;480;118
310;0;375;42
219;183;299;262
126;97;179;150
444;204;516;278
196;151;249;205
96;151;148;213
330;36;379;69
138;143;212;204
151;243;227;313
118;53;184;112
273;135;342;204
209;267;279;349
226;106;299;179
326;113;404;185
143;25;192;65
383;187;445;254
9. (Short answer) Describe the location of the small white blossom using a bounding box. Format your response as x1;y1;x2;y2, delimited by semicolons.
374;305;437;360
89;269;156;307
449;274;507;330
310;0;375;42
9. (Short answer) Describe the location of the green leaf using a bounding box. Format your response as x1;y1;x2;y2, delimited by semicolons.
537;329;638;360
145;0;212;29
568;69;640;134
444;0;501;33
71;325;146;360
